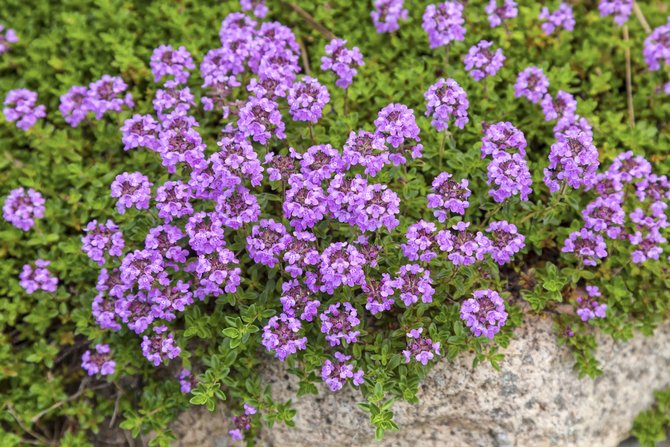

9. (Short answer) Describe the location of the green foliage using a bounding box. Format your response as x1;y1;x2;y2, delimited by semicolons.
632;388;670;446
1;0;669;445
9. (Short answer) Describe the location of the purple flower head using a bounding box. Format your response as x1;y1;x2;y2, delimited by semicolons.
321;352;365;392
544;129;599;193
121;114;161;151
424;78;469;130
299;144;345;183
185;212;226;255
264;150;299;182
363;275;396;315
149;280;194;317
374;103;422;164
371;0;409;33
485;0;517;28
427;172;471;221
540;91;577;122
81;219;125;265
644;18;670;71
3;187;45;231
320;302;361;346
401;220;439;262
539;3;575;35
238;96;286;144
240;0;268;18
215;133;264;187
150;45;195;84
326;173;368;225
320;39;364;89
153;81;195;119
116;292;155;334
178;369;198;394
464;41;505;81
629;229;666;264
393;264;434;306
0;24;19;54
514;67;549;104
283;174;327;230
59;86;89;127
246;219;292;268
19;259;58;294
141;325;181;366
95;267;126;301
582;195;625;239
283;230;320;278
487;150;533;203
155;181;193;223
422;2;466;49
599;0;632;26
575;286;607;322
158;124;206;174
110;172;153;214
280;279;320;322
562;228;608;266
192;248;242;298
120;249;168;291
402;327;441;366
81;344;115;376
319;242;366;294
342;130;389;177
486;221;525;265
636;174;670;203
436;221;491;266
287;76;330;123
262;313;308;360
352;183;400;233
608;151;652;183
481;121;527;158
460;289;508;339
84;75;134;119
228;404;257;441
215;186;260;229
145;224;188;264
3;89;46;131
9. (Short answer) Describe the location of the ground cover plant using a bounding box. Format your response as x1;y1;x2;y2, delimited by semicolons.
1;0;670;445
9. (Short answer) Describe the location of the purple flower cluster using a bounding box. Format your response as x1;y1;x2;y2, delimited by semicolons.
544;128;599;193
460;289;508;339
422;2;466;49
150;45;195;84
319;242;366;293
240;0;268;18
598;0;632;26
486;221;525;265
401;220;439;262
141;325;181;366
643;18;670;71
437;222;491;266
514;67;549;104
229;404;257;441
540;90;577;122
481;121;527;157
121;114;160;151
59;75;134;127
0;24;18;54
321;352;365;391
3;89;46;130
374;103;423;164
320;302;360;346
81;220;125;265
402;328;441;366
287;76;330;123
485;0;518;29
262;313;308;360
19;259;58;294
427;172;471;221
320;39;364;89
562;228;608;266
3;187;45;231
393;264;435;306
539;3;575;35
178;369;197;393
81;344;116;376
246;219;292;267
575;286;607;322
464;41;505;81
363;276;395;315
238;95;286;144
110;172;153;214
280;279;320;321
342;130;389;176
424;78;469;130
371;0;409;34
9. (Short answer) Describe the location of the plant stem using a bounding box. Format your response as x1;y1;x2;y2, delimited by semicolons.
439;132;446;171
632;2;652;34
344;88;349;116
623;25;635;128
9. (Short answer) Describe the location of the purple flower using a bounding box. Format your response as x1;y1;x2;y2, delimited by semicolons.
215;133;264;187
283;230;320;278
240;0;268;18
636;174;670;203
178;369;198;393
321;352;365;391
320;302;361;346
326;173;368;224
422;2;466;49
264;151;299;182
481;121;527;158
562;228;608;266
460;289;508;339
487;150;533;203
371;0;409;33
228;404;256;441
644;18;670;71
158;125;206;174
145;224;189;264
246;219;292;267
262;313;308;360
319;242;366;294
215;186;260;229
629;228;666;264
192;248;242;298
599;0;632;26
299;144;345;183
401;220;439;262
155;181;193;223
402;328;441;366
3;187;45;231
514;67;549;104
81;220;125;265
485;0;517;28
486;221;525;265
427;172;471;221
0;24;19;54
342;130;389;177
84;75;134;119
582;195;625;239
393;264;434;306
120;249;168;291
363;276;396;315
352;183;400;232
424;78;469;130
539;3;575;35
3;89;46;130
121;114;161;151
374;103;423;165
59;86;89;127
280;279;320;321
544;129;599;193
185;212;226;255
150;45;195;84
320;39;364;89
110;172;153;214
81;344;115;376
283;174;327;230
19;259;58;294
436;221;491;266
141;325;181;366
464;41;505;81
540;91;577;122
608;151;652;183
287;76;330;123
238;96;286;144
153;81;195;119
117;293;155;333
575;286;607;322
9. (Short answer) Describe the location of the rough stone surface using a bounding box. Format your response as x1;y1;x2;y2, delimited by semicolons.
172;315;670;447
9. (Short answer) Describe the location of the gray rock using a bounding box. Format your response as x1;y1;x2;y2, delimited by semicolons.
172;315;670;447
